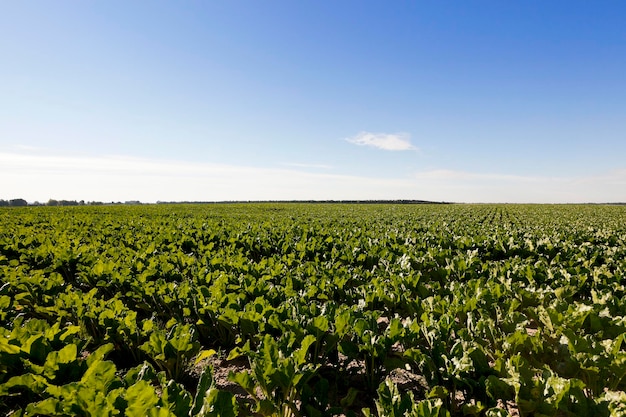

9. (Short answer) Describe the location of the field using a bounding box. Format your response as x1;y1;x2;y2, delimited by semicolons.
1;203;625;416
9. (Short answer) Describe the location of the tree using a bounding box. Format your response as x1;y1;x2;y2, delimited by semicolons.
9;199;28;207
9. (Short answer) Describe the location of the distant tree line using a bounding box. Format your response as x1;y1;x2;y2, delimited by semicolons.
156;199;451;205
2;199;451;207
0;199;144;207
0;199;29;207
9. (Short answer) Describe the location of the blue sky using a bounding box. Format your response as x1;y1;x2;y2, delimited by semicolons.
1;1;625;203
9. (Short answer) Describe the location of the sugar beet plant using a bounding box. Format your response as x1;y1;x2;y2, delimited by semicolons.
1;203;626;416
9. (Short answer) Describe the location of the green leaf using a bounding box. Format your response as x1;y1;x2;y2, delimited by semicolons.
145;407;175;416
340;387;360;407
25;398;64;416
21;335;48;363
427;385;449;400
192;366;215;416
226;341;250;361
161;379;192;416
228;371;257;398
310;315;329;333
43;343;78;379
60;325;81;342
461;401;486;416
86;343;114;367
293;335;316;366
195;349;217;366
413;398;451;417
0;334;20;355
255;399;278;416
485;375;515;401
125;361;158;385
198;388;238;417
334;309;352;336
125;380;160;417
0;373;50;396
386;318;404;340
81;359;118;392
484;408;510;417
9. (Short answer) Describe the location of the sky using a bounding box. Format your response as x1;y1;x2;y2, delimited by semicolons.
1;1;625;203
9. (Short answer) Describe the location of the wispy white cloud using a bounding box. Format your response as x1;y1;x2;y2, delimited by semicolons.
413;169;551;182
410;169;626;203
345;132;417;151
282;162;333;170
1;151;625;203
11;145;48;153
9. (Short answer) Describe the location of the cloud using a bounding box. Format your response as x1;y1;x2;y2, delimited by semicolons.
345;132;417;151
410;169;626;203
13;145;47;152
282;162;333;169
1;151;625;203
412;170;549;182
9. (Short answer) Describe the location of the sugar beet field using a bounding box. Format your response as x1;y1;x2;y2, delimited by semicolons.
1;203;626;416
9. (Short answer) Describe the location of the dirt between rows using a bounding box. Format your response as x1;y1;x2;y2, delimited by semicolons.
189;317;521;416
199;347;519;416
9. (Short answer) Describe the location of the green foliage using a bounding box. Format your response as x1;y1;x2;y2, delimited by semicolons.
228;333;318;416
139;323;201;380
363;379;451;417
2;203;626;415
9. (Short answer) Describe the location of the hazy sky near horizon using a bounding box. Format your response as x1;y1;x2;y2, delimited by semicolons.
2;1;625;203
